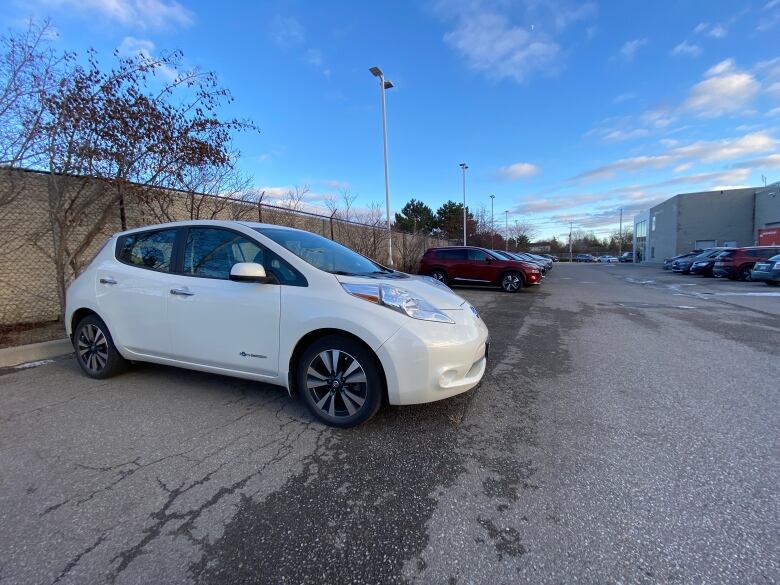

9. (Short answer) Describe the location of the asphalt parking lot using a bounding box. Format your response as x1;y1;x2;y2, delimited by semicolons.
1;263;778;584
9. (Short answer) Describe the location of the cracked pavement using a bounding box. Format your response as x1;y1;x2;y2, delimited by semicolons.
1;264;778;584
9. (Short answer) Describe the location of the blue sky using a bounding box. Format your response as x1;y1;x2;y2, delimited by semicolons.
5;0;780;240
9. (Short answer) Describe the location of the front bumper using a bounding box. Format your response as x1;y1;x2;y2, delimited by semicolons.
751;269;780;282
377;305;489;405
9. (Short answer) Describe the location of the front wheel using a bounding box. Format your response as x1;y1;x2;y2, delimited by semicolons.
739;265;753;281
296;335;383;427
500;272;523;293
429;269;447;284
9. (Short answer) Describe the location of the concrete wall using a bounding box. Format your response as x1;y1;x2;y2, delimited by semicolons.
675;188;755;253
648;197;678;263
755;184;780;232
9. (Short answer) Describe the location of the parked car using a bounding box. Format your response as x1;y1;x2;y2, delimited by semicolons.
575;253;595;263
689;248;734;277
663;250;702;270
597;255;618;263
510;251;553;272
526;253;554;270
65;220;490;428
420;246;542;292
542;254;559;262
492;250;547;275
618;252;633;263
671;250;712;273
713;246;780;281
750;254;780;286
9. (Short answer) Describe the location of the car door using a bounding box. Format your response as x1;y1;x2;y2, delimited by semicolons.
166;227;281;377
96;228;179;357
462;249;498;282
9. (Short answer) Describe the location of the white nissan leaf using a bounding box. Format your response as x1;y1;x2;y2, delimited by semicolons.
65;220;490;427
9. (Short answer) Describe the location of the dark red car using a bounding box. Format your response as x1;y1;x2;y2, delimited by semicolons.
712;246;780;281
419;246;542;292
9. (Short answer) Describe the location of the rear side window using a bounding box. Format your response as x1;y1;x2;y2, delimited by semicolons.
117;229;177;272
436;249;466;260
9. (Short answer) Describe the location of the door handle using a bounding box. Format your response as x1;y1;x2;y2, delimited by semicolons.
99;277;117;285
170;288;194;296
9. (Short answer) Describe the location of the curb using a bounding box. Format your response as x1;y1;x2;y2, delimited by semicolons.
0;338;73;368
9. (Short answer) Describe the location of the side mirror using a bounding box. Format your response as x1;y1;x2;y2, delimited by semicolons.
230;262;270;283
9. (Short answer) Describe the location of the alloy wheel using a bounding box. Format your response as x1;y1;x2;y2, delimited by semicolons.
77;323;109;373
306;349;368;418
502;273;521;292
431;270;446;282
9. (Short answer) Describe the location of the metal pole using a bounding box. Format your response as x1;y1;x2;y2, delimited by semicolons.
378;75;393;266
618;207;623;256
490;194;495;250
460;163;468;245
505;210;509;251
568;220;573;262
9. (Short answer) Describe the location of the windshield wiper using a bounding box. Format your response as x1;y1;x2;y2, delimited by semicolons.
333;270;361;276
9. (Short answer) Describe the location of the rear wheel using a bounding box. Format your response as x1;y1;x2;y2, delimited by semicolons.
73;315;127;379
429;269;447;284
296;335;383;427
500;271;523;293
739;265;754;281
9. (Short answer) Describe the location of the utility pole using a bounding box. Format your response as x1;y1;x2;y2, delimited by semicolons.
505;210;509;252
568;220;573;262
489;194;495;250
460;163;468;245
618;207;623;256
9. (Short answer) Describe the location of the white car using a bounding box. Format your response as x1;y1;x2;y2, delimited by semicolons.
65;220;489;427
597;255;618;263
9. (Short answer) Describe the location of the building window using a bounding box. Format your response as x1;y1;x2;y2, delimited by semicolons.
651;247;655;259
651;216;656;231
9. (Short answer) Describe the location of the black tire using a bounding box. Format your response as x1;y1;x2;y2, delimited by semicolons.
500;271;523;293
766;281;779;287
73;314;127;379
739;265;754;282
296;335;383;428
429;268;447;284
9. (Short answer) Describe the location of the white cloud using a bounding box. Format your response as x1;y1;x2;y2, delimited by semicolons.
602;128;649;142
733;153;780;169
683;59;760;117
270;15;305;48
36;0;193;29
693;21;728;38
434;0;596;83
670;40;701;58
497;162;540;180
708;24;728;38
117;36;177;80
573;131;776;182
618;38;647;62
613;92;636;104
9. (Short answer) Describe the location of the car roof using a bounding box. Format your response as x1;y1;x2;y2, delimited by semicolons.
113;219;305;238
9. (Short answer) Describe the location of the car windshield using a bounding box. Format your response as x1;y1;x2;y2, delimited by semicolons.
256;227;389;276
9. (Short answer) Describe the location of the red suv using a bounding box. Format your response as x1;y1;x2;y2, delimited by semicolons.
419;246;542;292
712;246;780;281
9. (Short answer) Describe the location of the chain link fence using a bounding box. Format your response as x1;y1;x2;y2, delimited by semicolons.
0;168;454;347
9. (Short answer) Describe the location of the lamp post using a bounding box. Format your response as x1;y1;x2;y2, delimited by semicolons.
369;66;394;266
505;210;509;251
459;163;468;245
489;194;495;249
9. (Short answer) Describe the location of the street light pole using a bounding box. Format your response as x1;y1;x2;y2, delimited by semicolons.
489;194;495;250
369;66;394;266
505;210;509;251
618;207;623;256
459;163;468;245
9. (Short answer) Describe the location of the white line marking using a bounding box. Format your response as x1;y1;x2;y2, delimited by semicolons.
14;359;54;369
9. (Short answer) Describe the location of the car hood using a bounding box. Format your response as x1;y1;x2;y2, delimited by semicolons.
334;273;467;310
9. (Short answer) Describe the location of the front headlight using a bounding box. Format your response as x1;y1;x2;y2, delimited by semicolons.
342;283;455;324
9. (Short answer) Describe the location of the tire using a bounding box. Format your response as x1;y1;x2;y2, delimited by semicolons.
429;269;447;284
73;314;127;379
296;335;383;428
766;281;779;287
500;271;523;293
739;265;754;282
